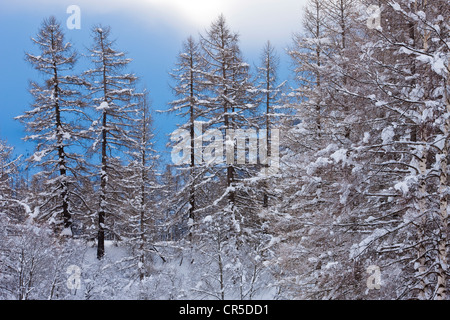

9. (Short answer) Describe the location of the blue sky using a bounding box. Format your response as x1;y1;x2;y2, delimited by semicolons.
0;0;307;163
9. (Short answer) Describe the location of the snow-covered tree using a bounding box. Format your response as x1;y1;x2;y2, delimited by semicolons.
288;0;330;141
255;41;285;207
84;25;139;259
122;91;161;280
16;16;87;236
344;0;450;300
189;14;271;299
0;140;23;219
0;212;84;300
271;0;450;300
0;140;14;201
166;36;210;241
269;0;379;299
199;14;262;223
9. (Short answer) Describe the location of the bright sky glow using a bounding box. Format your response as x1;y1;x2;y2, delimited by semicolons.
0;0;308;161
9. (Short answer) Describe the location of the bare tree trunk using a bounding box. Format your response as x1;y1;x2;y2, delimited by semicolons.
436;67;450;300
189;53;196;241
139;97;149;280
436;136;448;300
51;32;71;233
139;135;147;281
415;1;435;298
416;126;428;299
217;229;225;300
263;53;271;208
97;30;108;260
97;109;107;260
338;0;350;140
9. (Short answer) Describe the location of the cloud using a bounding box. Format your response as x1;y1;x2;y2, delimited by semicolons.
2;0;307;48
140;0;307;48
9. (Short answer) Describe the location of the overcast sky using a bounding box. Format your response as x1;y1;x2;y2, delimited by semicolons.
0;0;308;161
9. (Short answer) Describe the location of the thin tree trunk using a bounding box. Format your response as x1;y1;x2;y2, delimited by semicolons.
436;68;450;300
189;52;196;241
217;229;225;300
339;0;351;140
97;109;107;260
139;101;148;280
263;54;271;208
222;37;235;207
51;32;71;233
417;127;428;299
139;148;146;280
316;2;322;138
97;30;108;260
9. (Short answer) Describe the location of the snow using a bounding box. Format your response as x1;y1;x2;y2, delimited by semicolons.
391;2;401;12
394;175;416;196
394;181;409;195
381;126;394;144
416;10;426;20
202;215;213;223
3;3;448;301
350;228;388;259
330;149;348;164
375;100;387;107
267;236;280;247
60;227;73;237
324;262;338;270
434;135;446;151
32;151;45;162
363;132;370;144
306;157;332;175
429;54;447;77
96;101;109;111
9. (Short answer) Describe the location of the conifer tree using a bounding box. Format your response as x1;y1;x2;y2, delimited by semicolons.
85;25;139;259
124;91;160;280
17;16;86;236
166;36;209;240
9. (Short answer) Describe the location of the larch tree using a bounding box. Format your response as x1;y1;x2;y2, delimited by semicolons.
124;90;160;280
288;0;330;142
166;36;209;241
194;14;271;300
0;140;20;218
255;40;285;208
16;16;87;236
346;0;450;300
271;0;377;299
199;14;262;225
84;25;139;259
273;0;450;300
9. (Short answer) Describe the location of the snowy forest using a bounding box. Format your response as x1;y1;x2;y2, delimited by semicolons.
0;0;449;300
